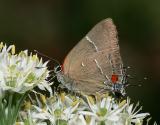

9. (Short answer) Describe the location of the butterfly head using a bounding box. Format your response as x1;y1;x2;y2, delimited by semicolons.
54;65;63;74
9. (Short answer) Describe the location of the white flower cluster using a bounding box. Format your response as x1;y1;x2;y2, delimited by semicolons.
0;43;50;94
17;92;150;125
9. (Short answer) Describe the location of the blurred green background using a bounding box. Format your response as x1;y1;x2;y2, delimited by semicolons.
0;0;159;123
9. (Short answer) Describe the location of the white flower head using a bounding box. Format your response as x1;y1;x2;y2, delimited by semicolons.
0;43;50;94
78;94;150;125
18;92;152;125
24;92;84;125
121;98;150;124
79;94;127;124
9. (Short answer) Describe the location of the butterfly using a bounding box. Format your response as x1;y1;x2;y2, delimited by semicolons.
54;18;127;96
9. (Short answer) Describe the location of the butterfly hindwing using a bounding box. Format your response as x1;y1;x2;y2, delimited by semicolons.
62;18;123;94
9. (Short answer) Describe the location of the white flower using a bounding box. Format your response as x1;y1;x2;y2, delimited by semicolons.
18;92;152;125
79;95;127;125
25;92;83;125
0;43;50;93
68;114;87;125
121;98;150;124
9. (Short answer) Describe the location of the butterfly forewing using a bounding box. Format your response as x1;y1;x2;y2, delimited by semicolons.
62;18;123;94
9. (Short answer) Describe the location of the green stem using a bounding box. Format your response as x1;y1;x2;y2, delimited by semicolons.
0;91;29;125
12;92;28;124
7;93;13;125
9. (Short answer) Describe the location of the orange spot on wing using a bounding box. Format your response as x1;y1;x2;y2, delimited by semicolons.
111;74;118;84
62;56;67;72
61;64;64;71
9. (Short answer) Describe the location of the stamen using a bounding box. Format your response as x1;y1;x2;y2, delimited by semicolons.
11;45;15;55
0;42;3;51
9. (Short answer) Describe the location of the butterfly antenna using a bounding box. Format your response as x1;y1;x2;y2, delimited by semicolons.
34;50;61;67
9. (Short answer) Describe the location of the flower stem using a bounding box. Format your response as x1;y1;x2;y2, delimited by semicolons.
0;91;28;125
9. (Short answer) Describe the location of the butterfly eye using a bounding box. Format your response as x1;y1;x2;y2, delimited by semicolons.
54;65;62;73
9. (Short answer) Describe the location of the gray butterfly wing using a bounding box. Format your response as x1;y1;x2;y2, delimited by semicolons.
62;18;123;94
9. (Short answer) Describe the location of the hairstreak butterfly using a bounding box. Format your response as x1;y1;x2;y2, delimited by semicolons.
54;18;127;96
